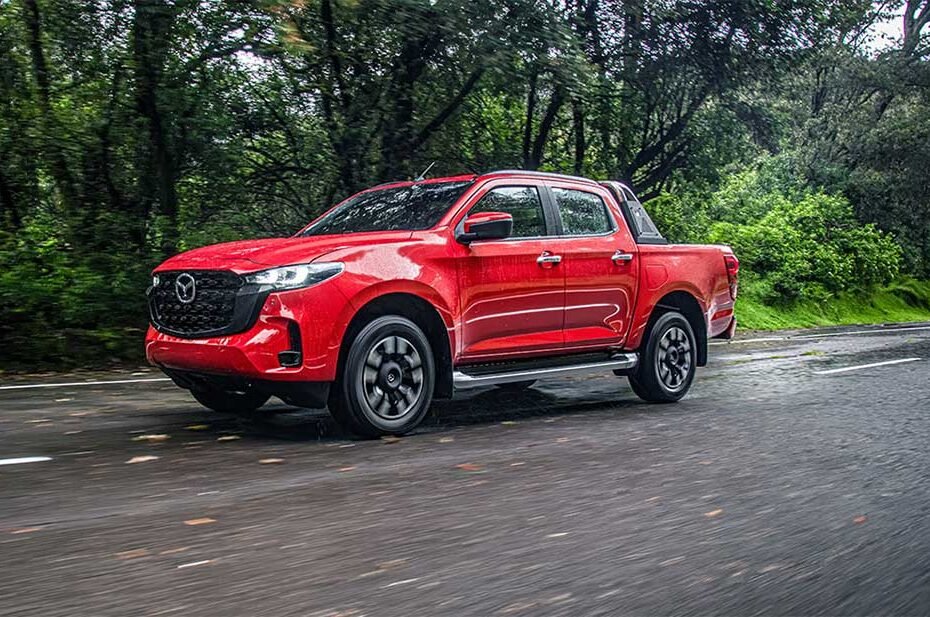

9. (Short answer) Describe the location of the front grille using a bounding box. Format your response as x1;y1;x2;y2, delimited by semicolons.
150;270;243;336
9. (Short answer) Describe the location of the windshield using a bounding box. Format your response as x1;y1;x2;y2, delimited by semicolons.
301;181;473;236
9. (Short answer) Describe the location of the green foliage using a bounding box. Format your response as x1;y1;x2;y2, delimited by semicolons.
0;215;151;368
736;278;930;330
649;163;902;304
0;0;928;368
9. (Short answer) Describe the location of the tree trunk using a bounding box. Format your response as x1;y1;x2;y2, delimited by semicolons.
0;167;22;229
132;0;178;254
527;86;565;170
521;70;538;168
572;99;585;175
21;0;77;210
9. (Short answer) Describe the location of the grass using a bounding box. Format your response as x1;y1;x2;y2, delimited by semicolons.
736;278;930;330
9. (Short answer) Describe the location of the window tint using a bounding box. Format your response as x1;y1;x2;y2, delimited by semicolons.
469;186;545;238
301;181;472;235
553;188;613;235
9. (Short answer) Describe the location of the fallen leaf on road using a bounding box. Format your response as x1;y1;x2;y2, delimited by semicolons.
64;430;83;435
501;421;517;426
259;458;285;465
159;546;191;555
216;435;241;442
853;515;868;524
25;418;53;424
378;558;408;570
456;463;483;472
183;518;216;526
68;412;89;417
510;461;526;467
115;549;149;560
55;398;73;403
546;532;569;538
704;509;724;518
126;455;159;464
439;437;454;443
186;424;210;431
132;434;169;443
380;436;401;444
556;437;569;443
339;466;355;472
10;527;43;535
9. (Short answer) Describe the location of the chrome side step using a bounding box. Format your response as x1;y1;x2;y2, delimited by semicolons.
453;353;638;390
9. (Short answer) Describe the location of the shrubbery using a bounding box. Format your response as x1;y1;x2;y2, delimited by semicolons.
649;162;902;304
0;216;151;369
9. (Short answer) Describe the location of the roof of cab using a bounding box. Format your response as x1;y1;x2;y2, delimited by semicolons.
369;169;605;191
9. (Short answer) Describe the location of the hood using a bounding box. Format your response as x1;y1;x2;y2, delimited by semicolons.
155;231;414;274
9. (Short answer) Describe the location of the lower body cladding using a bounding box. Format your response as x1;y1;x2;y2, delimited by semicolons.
161;368;330;409
452;352;639;389
160;351;640;409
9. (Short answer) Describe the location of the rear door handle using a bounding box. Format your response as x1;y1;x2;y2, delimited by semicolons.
537;252;562;267
612;250;634;263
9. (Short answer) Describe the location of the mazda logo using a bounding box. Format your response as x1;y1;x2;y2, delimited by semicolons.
175;273;196;304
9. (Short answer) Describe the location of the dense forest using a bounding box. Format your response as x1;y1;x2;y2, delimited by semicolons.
1;0;929;367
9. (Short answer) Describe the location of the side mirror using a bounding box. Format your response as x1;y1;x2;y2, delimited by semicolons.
456;211;513;244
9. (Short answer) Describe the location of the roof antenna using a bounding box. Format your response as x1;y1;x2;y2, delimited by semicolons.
414;161;436;182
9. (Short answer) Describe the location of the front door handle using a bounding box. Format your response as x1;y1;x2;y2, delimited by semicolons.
612;250;634;263
537;251;562;268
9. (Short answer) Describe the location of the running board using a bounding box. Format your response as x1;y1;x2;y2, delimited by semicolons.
453;353;638;390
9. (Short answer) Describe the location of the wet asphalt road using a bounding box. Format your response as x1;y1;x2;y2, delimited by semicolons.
1;324;929;616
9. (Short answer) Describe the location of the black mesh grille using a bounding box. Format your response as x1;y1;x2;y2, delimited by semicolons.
151;271;243;336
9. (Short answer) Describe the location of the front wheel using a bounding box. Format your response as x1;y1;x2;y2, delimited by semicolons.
328;316;435;438
628;311;696;403
191;387;270;414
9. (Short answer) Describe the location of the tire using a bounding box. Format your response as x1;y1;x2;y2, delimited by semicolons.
628;311;696;403
495;380;537;391
191;387;270;414
328;315;435;438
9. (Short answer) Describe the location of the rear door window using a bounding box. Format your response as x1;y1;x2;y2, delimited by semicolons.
552;188;613;236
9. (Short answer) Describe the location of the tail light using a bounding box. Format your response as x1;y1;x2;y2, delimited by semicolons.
724;254;739;300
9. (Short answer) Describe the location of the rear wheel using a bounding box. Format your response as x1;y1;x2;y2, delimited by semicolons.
629;311;696;403
191;388;270;414
329;315;435;438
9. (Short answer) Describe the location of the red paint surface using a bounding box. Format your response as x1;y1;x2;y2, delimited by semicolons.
146;171;737;382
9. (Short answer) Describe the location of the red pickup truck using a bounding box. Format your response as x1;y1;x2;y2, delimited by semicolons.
146;171;738;437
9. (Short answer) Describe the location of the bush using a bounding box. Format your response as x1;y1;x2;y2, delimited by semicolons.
648;160;903;305
0;216;151;369
711;193;901;302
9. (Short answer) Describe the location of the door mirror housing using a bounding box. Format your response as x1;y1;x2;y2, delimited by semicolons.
456;212;513;243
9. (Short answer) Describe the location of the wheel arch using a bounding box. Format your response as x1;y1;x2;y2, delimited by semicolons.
338;292;455;398
645;290;708;367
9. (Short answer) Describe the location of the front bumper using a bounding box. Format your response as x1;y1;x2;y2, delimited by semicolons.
145;285;353;384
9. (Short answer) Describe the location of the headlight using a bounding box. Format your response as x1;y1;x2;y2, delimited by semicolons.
244;262;344;290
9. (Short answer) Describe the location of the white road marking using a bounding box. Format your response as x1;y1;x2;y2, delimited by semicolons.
0;456;52;466
814;358;922;375
0;378;170;391
710;337;784;345
177;560;213;569
711;324;930;346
